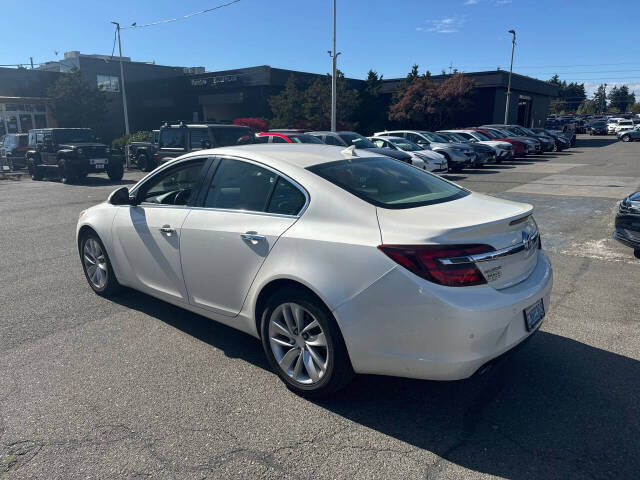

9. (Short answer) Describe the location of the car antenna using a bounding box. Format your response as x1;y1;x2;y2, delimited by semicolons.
340;145;358;159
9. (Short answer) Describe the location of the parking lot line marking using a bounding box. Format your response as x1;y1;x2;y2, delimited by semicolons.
506;174;640;199
499;163;586;173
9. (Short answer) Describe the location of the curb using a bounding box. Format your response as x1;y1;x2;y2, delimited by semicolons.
0;171;29;181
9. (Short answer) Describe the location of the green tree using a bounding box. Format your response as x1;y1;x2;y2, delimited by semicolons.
576;100;598;115
608;85;636;112
631;103;640;114
548;75;586;113
357;70;388;135
301;70;360;130
592;84;608;113
268;75;305;128
47;67;108;136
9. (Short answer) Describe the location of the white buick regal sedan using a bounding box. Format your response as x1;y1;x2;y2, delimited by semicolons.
77;144;552;397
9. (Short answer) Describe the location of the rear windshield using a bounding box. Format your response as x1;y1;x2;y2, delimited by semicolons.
212;126;255;146
307;157;468;209
289;134;324;144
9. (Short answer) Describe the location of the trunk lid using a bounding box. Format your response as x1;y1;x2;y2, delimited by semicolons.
376;192;539;289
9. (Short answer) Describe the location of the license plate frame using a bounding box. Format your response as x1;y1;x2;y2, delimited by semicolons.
90;158;108;166
523;298;545;331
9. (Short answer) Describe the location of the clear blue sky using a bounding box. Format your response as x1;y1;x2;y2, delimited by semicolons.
3;0;639;95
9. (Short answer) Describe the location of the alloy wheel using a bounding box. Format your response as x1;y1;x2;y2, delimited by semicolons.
83;238;108;289
268;302;329;384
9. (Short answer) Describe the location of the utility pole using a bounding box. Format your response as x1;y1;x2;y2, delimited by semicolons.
504;29;516;124
602;83;607;115
329;0;340;132
111;22;130;137
30;57;34;69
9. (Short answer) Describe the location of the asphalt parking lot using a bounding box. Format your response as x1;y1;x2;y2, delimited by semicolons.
1;135;639;479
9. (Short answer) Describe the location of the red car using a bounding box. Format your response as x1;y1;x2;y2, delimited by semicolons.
256;131;325;144
467;128;528;158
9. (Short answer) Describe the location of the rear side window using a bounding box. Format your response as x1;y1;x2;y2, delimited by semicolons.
308;157;468;209
211;126;255;146
159;129;186;149
267;178;306;215
323;135;342;146
271;136;287;143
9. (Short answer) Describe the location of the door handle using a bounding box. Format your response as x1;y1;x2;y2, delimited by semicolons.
241;231;266;243
160;225;176;235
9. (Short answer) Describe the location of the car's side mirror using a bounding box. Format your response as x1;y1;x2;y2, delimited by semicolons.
108;186;134;205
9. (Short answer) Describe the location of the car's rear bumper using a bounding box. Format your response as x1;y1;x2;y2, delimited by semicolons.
334;250;553;381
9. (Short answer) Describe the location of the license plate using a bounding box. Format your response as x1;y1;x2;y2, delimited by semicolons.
95;164;104;169
90;158;108;165
523;298;545;331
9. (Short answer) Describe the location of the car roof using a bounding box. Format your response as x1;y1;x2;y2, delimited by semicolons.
179;144;386;170
370;135;404;141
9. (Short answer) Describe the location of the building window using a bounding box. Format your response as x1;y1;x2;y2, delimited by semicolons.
97;74;120;92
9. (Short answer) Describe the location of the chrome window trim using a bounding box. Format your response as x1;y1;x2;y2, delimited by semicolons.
200;154;310;218
439;231;540;266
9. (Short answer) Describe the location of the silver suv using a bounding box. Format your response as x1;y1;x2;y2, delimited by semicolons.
373;130;474;171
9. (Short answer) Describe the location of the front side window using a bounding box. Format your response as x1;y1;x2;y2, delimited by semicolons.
308;157;468;209
271;136;287;143
406;132;426;144
140;161;205;205
204;159;277;212
190;129;209;149
159;129;186;149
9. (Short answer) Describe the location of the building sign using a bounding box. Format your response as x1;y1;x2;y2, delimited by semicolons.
190;74;240;88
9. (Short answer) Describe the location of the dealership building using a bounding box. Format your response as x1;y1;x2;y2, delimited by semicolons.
0;51;557;139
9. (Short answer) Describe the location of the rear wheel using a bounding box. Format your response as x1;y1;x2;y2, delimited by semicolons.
260;289;354;398
622;134;631;142
79;232;122;297
137;153;153;172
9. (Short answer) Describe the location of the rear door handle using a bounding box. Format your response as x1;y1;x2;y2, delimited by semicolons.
160;225;176;235
241;231;266;243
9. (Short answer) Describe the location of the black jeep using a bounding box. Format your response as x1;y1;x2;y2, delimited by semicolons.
154;122;256;166
25;128;123;183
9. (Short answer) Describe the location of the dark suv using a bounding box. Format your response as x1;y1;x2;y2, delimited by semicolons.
155;123;256;165
26;128;123;183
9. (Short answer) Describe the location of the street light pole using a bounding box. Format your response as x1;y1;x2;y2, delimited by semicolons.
330;0;340;132
504;29;516;124
111;21;130;137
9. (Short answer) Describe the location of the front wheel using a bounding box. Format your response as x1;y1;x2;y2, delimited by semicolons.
107;161;124;181
28;159;43;180
58;159;77;184
260;289;354;398
622;135;631;143
80;232;122;297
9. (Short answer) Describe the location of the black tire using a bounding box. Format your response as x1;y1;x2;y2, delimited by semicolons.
137;153;155;172
622;135;631;143
260;288;354;398
28;158;43;180
58;159;77;184
79;231;123;297
635;249;640;260
107;161;124;181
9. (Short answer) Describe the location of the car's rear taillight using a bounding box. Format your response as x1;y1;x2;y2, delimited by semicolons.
154;154;159;162
377;244;495;287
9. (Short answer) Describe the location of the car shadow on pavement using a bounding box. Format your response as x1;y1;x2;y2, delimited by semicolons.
112;289;269;370
315;332;640;479
577;138;618;148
